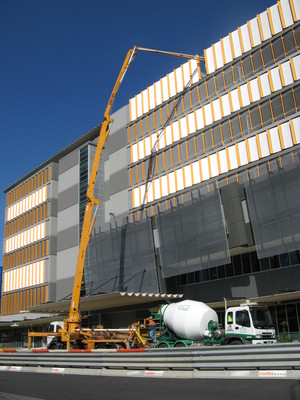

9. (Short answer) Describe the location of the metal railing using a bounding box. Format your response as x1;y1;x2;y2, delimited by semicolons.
0;343;299;378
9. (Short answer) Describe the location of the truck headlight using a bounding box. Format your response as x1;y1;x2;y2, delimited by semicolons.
256;334;262;338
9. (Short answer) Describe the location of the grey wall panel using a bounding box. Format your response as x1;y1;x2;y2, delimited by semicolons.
58;184;79;212
46;218;57;237
109;148;128;176
58;165;79;193
48;181;58;201
49;236;58;256
104;189;129;223
48;282;57;303
221;183;253;248
50;162;59;181
56;277;74;301
57;204;79;232
57;225;79;251
59;150;79;175
104;180;110;202
108;168;128;196
179;266;300;304
110;106;129;134
49;198;58;217
56;246;78;300
104;159;110;182
106;127;127;155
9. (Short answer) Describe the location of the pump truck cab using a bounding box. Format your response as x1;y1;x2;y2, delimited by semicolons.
152;300;276;348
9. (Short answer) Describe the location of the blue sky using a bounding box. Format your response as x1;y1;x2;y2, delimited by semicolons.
0;0;274;264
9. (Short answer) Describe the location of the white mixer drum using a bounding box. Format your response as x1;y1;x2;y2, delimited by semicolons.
161;300;218;340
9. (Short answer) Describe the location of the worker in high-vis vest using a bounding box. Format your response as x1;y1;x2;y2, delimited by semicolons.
147;316;157;343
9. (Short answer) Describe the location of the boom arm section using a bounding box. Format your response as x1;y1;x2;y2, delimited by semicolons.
66;46;203;334
66;47;138;332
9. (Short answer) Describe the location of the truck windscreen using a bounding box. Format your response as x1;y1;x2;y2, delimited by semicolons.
250;307;274;329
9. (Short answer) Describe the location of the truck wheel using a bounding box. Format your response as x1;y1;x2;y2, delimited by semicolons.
229;340;242;345
174;342;185;347
158;343;168;348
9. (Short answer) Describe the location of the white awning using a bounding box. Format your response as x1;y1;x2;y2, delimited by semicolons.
26;292;184;314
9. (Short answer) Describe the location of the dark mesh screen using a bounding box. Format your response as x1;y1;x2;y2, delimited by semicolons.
156;186;230;278
86;219;158;294
245;151;300;259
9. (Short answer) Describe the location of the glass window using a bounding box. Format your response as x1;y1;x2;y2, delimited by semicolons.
294;25;300;49
270;255;280;269
204;129;213;152
260;100;273;127
276;305;287;333
195;134;205;157
242;253;251;274
187;137;196;160
148;113;156;133
290;251;300;266
155;109;162;130
272;36;285;62
239;112;252;136
190;87;200;107
261;43;274;68
172;145;180;167
198;81;208;103
215;71;225;95
209;267;217;280
217;264;225;279
161;104;169;125
180;142;187;163
270;96;284;122
286;304;299;333
250;106;262;131
224;67;234;90
221;120;232;144
226;262;234;277
250;307;274;329
279;252;290;268
230;115;242;140
212;124;223;148
157;152;165;174
282;29;297;56
236;310;251;327
281;90;296;118
242;56;254;79
164;149;171;170
252;50;264;74
183;91;192;114
294;86;300;111
232;61;244;85
131;167;138;185
207;77;216;99
260;257;270;271
250;252;260;272
233;255;242;275
227;311;233;324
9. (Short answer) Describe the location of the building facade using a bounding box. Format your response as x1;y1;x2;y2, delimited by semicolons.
1;0;300;339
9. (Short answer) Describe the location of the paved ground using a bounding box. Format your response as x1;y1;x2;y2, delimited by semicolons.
0;371;300;400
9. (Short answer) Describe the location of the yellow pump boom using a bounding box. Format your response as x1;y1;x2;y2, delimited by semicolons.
29;46;204;349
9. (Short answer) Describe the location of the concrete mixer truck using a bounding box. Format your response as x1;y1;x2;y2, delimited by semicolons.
151;300;276;348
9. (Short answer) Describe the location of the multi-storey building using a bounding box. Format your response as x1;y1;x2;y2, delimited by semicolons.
1;0;300;340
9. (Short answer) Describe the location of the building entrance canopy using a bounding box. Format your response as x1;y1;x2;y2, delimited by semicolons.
27;292;184;315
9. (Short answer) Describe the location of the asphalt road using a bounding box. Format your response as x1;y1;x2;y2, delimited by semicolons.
0;372;300;400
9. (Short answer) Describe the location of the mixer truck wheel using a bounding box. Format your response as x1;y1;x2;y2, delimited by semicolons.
174;342;185;347
229;339;242;345
158;343;168;348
